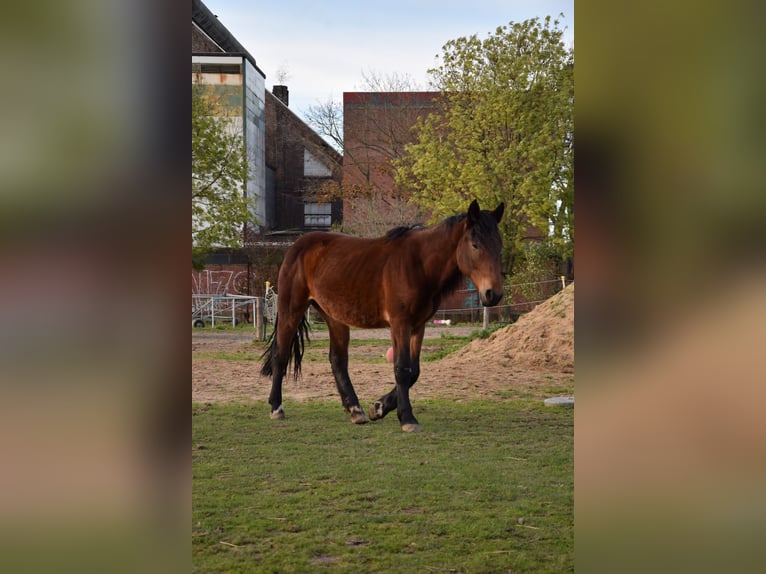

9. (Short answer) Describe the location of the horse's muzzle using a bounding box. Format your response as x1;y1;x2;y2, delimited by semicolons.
481;288;503;307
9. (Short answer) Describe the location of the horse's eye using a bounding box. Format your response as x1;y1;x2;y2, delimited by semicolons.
471;242;479;250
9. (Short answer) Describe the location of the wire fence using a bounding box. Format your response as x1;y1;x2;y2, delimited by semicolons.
192;277;573;332
434;277;572;325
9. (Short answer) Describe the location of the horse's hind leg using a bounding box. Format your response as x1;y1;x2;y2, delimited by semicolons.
267;322;293;419
267;301;310;419
320;311;368;424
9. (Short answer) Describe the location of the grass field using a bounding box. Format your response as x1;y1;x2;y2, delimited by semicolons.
192;400;573;572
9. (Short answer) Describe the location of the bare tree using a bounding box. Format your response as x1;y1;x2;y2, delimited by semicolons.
359;70;423;92
303;98;343;152
275;62;291;85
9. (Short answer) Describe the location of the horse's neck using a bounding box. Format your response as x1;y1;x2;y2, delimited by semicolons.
418;219;465;290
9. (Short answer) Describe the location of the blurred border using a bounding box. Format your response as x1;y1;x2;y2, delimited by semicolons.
2;0;765;572
576;0;766;571
0;2;189;572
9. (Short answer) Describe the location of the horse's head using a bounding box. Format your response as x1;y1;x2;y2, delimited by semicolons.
456;200;505;307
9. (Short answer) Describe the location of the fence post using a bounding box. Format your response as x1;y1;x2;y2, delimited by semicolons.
256;297;265;341
483;306;489;330
561;275;566;290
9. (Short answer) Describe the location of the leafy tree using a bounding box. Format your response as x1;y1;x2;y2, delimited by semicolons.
192;84;251;269
505;240;561;303
395;16;573;271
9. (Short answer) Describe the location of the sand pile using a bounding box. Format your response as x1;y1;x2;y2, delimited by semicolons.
440;283;574;373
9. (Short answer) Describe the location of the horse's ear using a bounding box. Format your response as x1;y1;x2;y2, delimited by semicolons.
492;203;505;223
467;200;480;226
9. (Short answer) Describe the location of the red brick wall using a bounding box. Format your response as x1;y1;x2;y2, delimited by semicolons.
342;92;443;233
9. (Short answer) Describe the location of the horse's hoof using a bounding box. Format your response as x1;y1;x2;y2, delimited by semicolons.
368;402;384;421
349;406;369;424
401;423;421;433
270;406;285;420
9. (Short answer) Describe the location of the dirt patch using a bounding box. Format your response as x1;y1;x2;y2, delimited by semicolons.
192;284;574;405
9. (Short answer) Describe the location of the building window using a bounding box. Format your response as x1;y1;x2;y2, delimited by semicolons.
304;202;332;227
304;148;332;177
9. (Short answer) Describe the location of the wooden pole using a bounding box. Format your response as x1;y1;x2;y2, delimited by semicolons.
256;297;265;341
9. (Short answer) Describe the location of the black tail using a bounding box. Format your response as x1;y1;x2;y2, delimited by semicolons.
260;314;311;380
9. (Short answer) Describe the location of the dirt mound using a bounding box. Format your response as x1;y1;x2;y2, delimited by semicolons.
439;283;574;373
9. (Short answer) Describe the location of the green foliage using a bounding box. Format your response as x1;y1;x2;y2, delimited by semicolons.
193;400;573;572
395;16;573;268
192;85;251;269
506;240;561;302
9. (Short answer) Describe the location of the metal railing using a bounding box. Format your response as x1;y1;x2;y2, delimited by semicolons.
192;294;258;327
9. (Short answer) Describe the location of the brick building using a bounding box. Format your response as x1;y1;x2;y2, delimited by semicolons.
265;86;342;234
341;91;442;236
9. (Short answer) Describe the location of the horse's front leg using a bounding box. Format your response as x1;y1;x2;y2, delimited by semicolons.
394;355;419;432
372;323;423;432
369;386;396;421
370;324;425;427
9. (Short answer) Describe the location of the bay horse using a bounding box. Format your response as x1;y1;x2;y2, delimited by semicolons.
261;199;504;432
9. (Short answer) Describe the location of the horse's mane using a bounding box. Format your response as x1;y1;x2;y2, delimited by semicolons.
444;213;467;229
384;224;425;240
385;212;470;240
446;210;497;235
384;226;413;240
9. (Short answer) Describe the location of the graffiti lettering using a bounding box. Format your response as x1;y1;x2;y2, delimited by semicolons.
191;269;249;295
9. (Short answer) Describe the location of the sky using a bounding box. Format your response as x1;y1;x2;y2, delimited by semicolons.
201;0;574;121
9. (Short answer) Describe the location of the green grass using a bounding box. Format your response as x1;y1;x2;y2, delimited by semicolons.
420;331;498;362
193;400;573;573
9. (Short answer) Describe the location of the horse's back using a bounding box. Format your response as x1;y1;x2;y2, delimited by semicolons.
282;231;401;328
299;232;392;282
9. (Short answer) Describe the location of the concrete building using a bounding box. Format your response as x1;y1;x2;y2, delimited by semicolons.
192;0;341;239
192;0;342;299
192;0;266;232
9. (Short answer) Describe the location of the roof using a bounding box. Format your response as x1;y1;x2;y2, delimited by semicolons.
266;91;342;164
192;0;265;77
343;92;441;107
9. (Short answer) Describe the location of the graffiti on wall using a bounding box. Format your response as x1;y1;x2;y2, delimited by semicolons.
192;269;249;295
